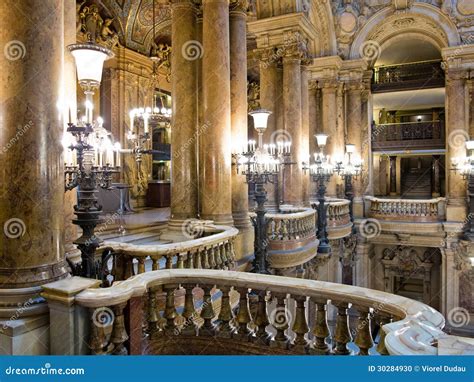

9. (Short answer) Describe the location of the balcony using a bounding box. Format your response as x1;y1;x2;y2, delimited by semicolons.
43;269;460;356
372;121;445;152
371;60;445;93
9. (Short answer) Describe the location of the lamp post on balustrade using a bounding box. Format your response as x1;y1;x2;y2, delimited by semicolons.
451;139;474;241
304;134;334;255
334;144;363;233
234;110;292;274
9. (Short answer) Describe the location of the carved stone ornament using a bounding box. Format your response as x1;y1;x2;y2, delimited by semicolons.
77;2;119;49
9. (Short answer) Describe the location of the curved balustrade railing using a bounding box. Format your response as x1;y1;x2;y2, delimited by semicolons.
261;207;318;273
312;198;353;239
99;224;239;282
365;197;446;222
64;269;448;356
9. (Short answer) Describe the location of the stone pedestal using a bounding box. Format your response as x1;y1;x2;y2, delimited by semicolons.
170;0;199;226
201;0;233;225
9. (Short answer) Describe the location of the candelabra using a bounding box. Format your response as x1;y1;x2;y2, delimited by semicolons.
235;110;292;274
304;134;335;255
64;120;120;279
334;144;363;232
450;139;474;241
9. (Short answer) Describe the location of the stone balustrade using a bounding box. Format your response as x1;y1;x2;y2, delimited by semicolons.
365;196;446;222
260;207;318;275
42;269;458;356
99;223;239;283
311;198;353;240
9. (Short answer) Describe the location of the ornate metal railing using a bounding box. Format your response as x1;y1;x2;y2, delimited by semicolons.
99;223;239;283
372;121;445;151
372;60;444;92
365;196;446;222
49;269;448;356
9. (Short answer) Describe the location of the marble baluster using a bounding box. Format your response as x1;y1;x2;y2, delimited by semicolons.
199;285;216;336
311;301;330;354
291;296;309;353
334;302;352;355
234;288;253;340
354;307;374;355
111;302;129;355
216;286;234;337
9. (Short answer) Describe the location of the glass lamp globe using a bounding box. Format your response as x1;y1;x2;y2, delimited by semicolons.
315;134;328;147
68;43;114;91
249;109;272;133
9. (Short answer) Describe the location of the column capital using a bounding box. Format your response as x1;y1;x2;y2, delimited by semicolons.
230;0;248;13
318;78;338;91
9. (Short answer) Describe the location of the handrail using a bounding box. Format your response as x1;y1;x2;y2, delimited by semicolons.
71;269;447;356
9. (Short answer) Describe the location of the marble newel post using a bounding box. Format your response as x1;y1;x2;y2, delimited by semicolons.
230;1;251;230
170;0;198;225
346;82;364;217
0;0;69;353
282;53;303;206
445;69;468;222
201;0;233;225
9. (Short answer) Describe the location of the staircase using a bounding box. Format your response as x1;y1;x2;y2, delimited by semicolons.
401;169;432;199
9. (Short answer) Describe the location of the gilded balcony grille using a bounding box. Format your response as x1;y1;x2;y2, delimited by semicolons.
372;60;445;93
372;121;445;151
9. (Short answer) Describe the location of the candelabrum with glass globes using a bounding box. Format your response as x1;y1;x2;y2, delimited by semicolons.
234;109;292;274
64;39;119;279
303;134;335;255
334;144;363;231
450;139;474;241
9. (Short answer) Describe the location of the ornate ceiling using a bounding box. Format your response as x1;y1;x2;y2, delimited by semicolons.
93;0;172;55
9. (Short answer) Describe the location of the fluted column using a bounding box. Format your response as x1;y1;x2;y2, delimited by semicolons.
170;0;198;224
282;55;303;206
320;80;338;197
0;0;68;288
201;0;232;225
346;83;364;217
308;83;320;200
301;65;310;206
445;69;468;222
230;2;251;229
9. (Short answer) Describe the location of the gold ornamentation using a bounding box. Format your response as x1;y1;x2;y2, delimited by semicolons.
77;3;119;49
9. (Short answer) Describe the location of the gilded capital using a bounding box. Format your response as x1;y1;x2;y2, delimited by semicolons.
230;0;249;13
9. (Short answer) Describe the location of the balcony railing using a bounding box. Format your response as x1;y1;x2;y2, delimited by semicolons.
365;196;446;222
46;269;449;356
264;207;318;273
372;60;445;93
312;198;353;240
99;222;239;283
372;121;445;151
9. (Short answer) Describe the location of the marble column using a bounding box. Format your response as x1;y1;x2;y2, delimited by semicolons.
259;53;282;211
301;65;310;206
201;0;233;225
445;69;468;221
308;84;320;200
320;80;338;197
346;83;364;216
230;2;251;230
0;0;69;288
170;0;199;224
336;83;345;198
282;55;303;206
